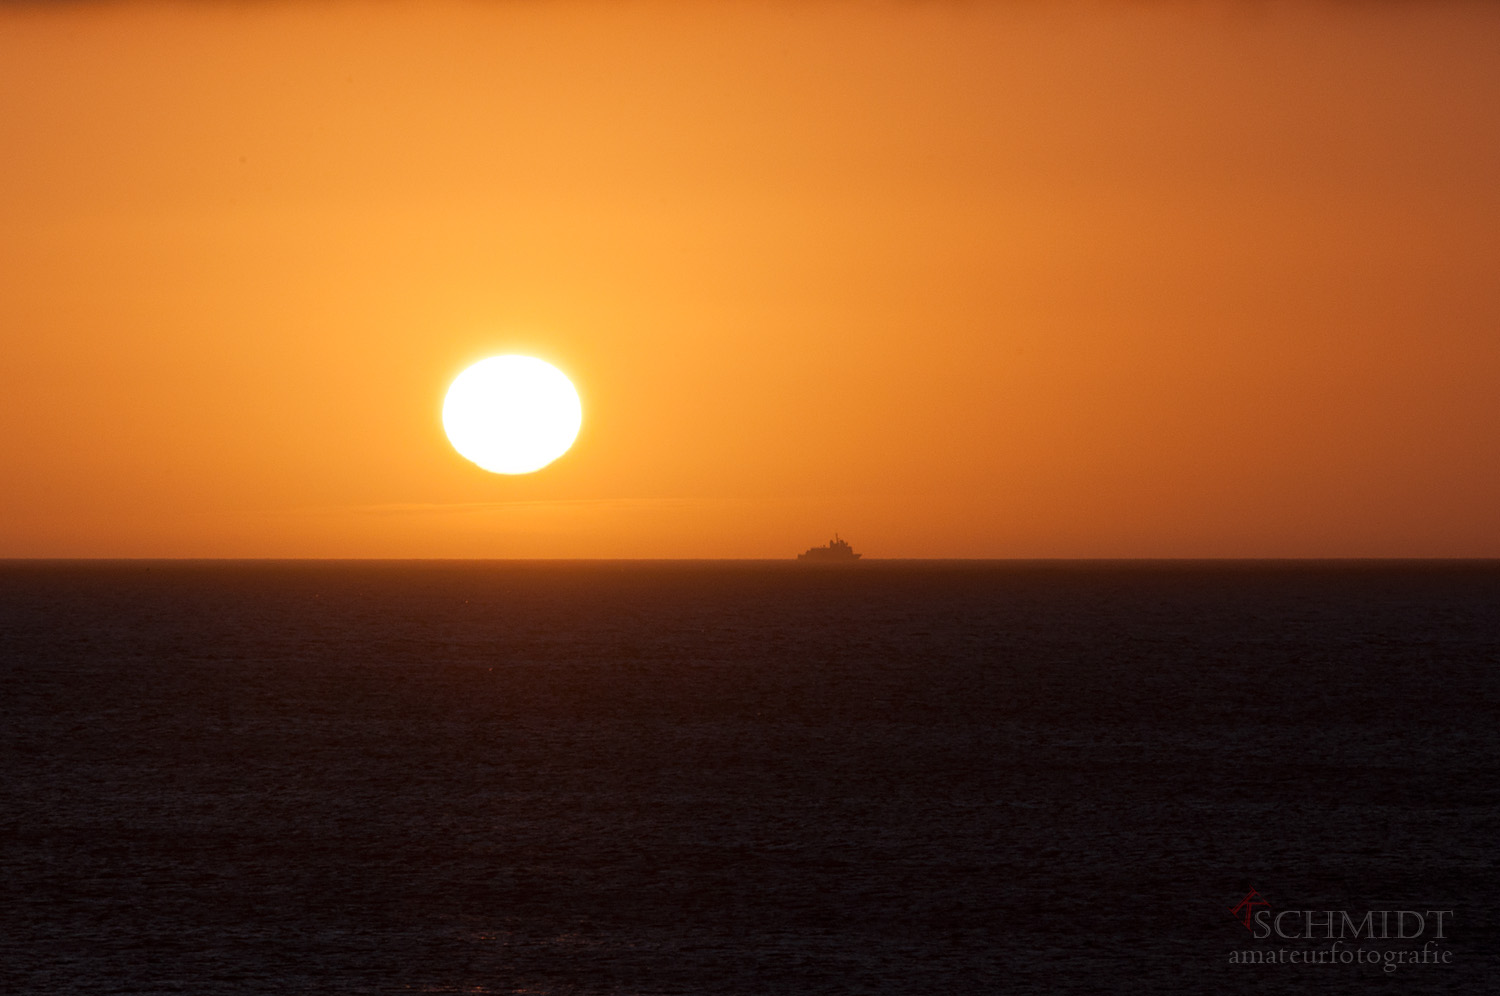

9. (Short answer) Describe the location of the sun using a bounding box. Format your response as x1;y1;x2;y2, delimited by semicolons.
442;356;582;474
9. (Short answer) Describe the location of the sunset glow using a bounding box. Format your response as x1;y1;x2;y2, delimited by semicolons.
1;2;1496;557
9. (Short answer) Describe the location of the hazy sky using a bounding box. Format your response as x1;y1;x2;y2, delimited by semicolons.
2;1;1497;557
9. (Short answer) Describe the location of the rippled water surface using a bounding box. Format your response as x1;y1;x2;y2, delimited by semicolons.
2;561;1496;994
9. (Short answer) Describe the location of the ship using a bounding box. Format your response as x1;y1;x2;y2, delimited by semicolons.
797;534;863;562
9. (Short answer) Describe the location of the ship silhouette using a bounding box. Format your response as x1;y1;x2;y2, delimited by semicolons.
797;534;862;562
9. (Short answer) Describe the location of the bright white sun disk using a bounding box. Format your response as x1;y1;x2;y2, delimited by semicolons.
442;356;582;474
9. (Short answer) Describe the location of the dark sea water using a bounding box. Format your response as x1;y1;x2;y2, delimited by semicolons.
1;561;1496;995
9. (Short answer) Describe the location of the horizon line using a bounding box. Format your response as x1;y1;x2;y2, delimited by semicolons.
3;556;1499;564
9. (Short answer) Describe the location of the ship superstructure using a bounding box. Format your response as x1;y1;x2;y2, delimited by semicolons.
797;535;862;562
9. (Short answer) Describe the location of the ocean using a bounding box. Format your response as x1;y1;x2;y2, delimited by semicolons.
2;561;1495;994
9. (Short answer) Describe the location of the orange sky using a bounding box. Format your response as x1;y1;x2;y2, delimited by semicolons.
2;1;1497;558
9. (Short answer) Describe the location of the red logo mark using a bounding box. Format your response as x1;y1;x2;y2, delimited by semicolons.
1230;890;1269;930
